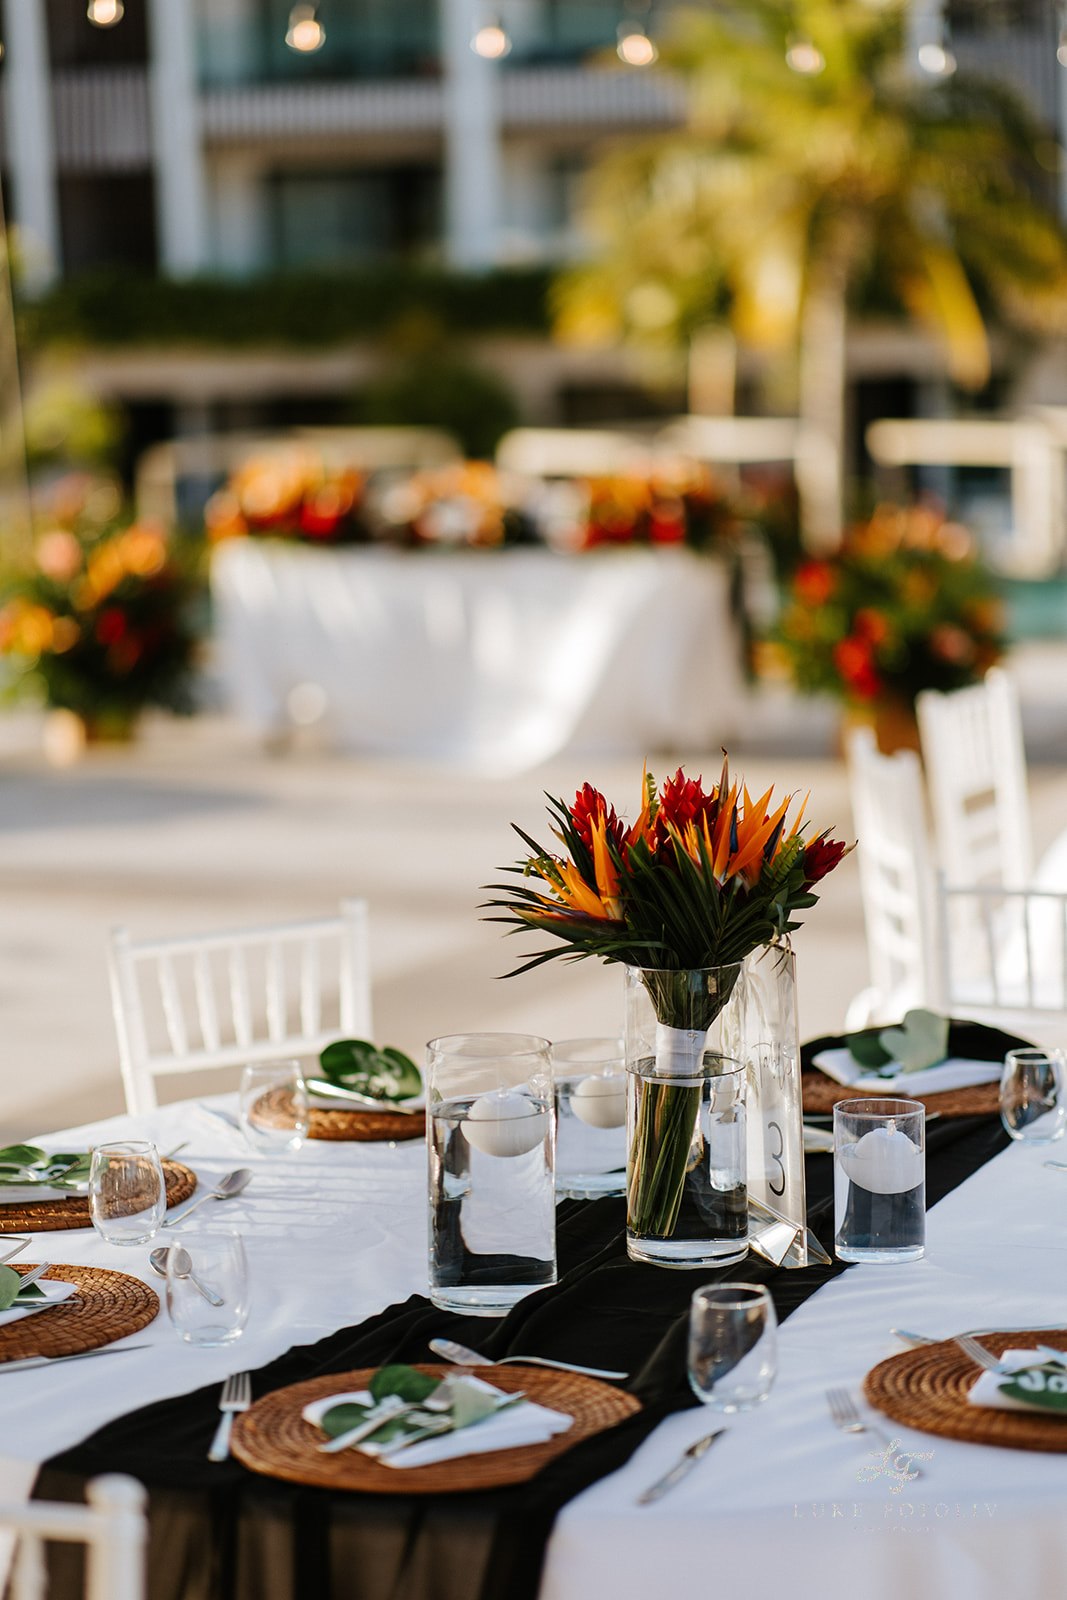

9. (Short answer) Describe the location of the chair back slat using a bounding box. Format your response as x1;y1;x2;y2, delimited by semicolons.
108;902;373;1112
12;1533;45;1600
1;1475;146;1600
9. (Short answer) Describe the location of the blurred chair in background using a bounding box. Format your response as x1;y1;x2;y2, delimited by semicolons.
0;1475;145;1600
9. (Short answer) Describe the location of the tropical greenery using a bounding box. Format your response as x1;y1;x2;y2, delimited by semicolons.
555;0;1067;546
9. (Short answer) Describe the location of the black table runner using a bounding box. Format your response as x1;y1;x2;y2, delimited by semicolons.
35;1024;1019;1600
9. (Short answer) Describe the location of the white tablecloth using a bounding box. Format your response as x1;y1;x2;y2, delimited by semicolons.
211;543;743;772
3;1100;1067;1600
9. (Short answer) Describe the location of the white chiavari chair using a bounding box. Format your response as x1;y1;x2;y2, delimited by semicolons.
0;1475;145;1600
108;899;372;1114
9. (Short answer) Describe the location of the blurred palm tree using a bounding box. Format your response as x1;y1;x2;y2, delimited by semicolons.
556;0;1067;548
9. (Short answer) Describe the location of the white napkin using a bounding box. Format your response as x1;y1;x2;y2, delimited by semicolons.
966;1348;1067;1415
0;1185;76;1205
0;1279;78;1329
812;1048;1000;1095
802;1125;834;1154
303;1379;573;1469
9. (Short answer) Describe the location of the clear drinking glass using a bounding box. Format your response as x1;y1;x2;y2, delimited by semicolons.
552;1037;627;1199
89;1141;166;1246
427;1032;555;1316
688;1283;777;1411
239;1059;309;1153
164;1229;249;1346
834;1098;925;1264
1000;1048;1067;1144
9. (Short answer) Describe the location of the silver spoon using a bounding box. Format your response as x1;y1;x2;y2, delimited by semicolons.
149;1245;225;1307
305;1079;423;1114
161;1168;252;1229
429;1336;628;1381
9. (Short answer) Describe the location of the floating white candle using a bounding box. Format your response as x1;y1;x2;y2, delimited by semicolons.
570;1074;627;1130
464;1091;548;1158
837;1125;923;1195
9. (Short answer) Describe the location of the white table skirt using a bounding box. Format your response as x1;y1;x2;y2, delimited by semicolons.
211;543;743;773
3;1099;1067;1600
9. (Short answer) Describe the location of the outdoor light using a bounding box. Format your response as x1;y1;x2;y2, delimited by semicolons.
86;0;124;26
471;20;512;59
917;39;956;75
285;4;326;53
785;36;825;74
617;21;658;67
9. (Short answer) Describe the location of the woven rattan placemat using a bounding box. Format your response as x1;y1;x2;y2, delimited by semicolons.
0;1263;159;1362
232;1363;640;1493
864;1331;1067;1451
802;1069;998;1118
0;1160;197;1235
257;1086;423;1143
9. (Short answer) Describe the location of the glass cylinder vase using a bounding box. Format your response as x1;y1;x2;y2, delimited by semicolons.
624;965;749;1269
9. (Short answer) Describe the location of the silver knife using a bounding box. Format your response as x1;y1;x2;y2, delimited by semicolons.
637;1428;726;1504
0;1343;153;1374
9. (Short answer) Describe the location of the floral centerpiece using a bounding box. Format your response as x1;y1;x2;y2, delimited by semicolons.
577;461;741;551
376;461;537;548
486;761;850;1255
772;504;1004;729
205;448;368;545
0;485;200;738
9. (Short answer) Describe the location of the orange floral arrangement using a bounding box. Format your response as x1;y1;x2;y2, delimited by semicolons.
205;448;367;544
0;478;199;723
774;504;1004;707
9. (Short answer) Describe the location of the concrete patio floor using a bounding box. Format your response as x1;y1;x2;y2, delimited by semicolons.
1;646;1064;1144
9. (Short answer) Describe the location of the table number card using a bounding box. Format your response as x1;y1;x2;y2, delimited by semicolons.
738;940;830;1269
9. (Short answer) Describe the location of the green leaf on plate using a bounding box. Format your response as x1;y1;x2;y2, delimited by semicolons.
319;1039;422;1102
0;1145;47;1171
878;1009;950;1074
368;1364;441;1405
318;1401;373;1439
845;1029;894;1069
999;1362;1067;1413
0;1266;23;1311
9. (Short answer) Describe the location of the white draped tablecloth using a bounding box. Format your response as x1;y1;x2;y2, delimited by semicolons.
3;1098;1067;1600
211;543;743;772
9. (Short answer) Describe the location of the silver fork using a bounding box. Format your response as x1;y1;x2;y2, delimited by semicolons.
207;1371;252;1462
12;1263;52;1294
955;1333;1008;1374
826;1387;924;1477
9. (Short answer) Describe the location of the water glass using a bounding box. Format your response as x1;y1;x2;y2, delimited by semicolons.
239;1059;309;1153
552;1036;627;1199
834;1098;925;1264
89;1141;166;1246
1000;1048;1067;1144
688;1283;777;1411
164;1229;249;1346
427;1032;555;1316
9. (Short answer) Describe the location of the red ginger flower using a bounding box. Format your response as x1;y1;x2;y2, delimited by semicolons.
803;834;850;885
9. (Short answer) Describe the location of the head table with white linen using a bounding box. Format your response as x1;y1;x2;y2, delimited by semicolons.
5;1054;1067;1600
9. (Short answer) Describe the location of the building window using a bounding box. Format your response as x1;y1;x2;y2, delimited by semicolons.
266;167;441;265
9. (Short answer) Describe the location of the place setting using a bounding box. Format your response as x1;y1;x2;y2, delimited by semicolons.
0;1139;198;1235
239;1042;425;1147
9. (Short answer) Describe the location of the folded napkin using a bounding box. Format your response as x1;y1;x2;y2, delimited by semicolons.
967;1348;1067;1416
802;1125;835;1154
0;1279;77;1329
303;1377;573;1470
0;1181;90;1205
306;1088;424;1114
811;1048;1001;1095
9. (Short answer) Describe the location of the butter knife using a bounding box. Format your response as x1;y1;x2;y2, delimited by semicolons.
637;1428;726;1504
0;1343;152;1373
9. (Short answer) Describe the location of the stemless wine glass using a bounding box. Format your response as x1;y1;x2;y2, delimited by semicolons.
1000;1048;1067;1144
688;1283;777;1412
164;1229;249;1346
239;1059;309;1153
89;1141;166;1246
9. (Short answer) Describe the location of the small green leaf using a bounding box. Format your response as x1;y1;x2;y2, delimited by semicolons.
0;1145;46;1170
319;1039;422;1101
367;1364;441;1405
0;1266;22;1311
846;1029;893;1069
879;1009;950;1074
1000;1366;1067;1412
319;1401;373;1439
